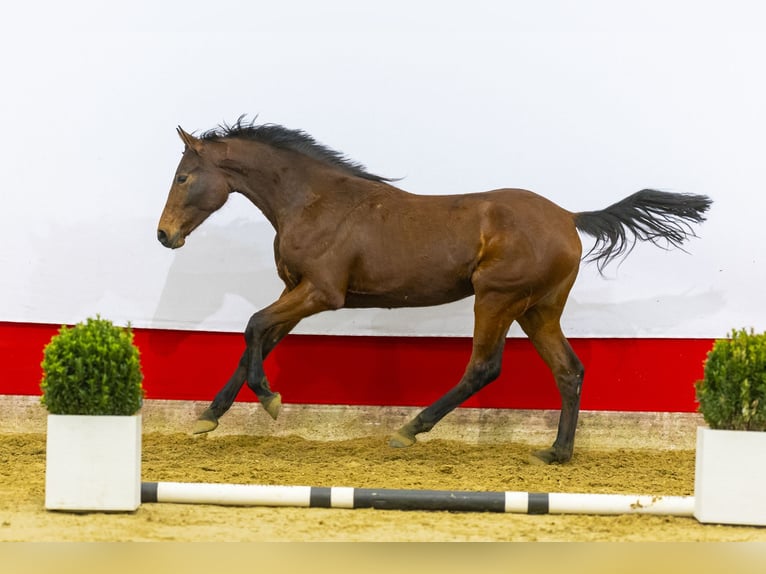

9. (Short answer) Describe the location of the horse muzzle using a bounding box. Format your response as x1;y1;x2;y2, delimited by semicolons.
157;228;185;249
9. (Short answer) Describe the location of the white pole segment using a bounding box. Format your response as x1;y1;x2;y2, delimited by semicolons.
155;482;313;507
504;491;530;513
330;486;355;509
547;493;694;516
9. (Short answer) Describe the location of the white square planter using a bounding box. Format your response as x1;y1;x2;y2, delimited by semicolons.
694;426;766;526
45;414;142;512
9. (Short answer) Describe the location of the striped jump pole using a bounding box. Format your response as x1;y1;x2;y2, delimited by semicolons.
141;482;694;516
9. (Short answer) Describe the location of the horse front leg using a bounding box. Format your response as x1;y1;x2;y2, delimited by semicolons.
242;319;300;420
196;280;338;434
194;321;297;434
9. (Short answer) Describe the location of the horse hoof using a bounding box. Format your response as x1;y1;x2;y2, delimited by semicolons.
262;393;282;420
388;430;417;448
193;417;219;435
527;452;550;466
531;447;570;465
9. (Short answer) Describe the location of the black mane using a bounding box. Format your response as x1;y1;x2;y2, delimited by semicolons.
200;116;392;183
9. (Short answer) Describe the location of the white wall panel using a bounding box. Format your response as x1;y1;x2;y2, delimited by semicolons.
1;0;764;337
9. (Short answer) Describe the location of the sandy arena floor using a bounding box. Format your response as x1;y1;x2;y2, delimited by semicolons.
2;427;766;541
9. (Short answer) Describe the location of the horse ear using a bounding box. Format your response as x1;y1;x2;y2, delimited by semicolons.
177;126;205;155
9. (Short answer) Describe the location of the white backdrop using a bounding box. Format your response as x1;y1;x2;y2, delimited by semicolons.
1;0;764;338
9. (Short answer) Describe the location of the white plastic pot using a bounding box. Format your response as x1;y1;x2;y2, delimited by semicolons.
694;426;766;526
45;414;141;512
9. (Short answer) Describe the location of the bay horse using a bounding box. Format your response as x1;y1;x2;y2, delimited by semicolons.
157;117;711;463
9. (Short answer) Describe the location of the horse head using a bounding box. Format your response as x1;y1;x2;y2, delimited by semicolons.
157;128;231;249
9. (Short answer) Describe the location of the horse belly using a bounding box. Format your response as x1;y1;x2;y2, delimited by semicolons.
344;246;476;308
344;281;474;309
341;194;487;308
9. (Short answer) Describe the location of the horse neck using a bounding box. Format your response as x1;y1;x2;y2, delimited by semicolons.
226;141;368;232
222;141;314;230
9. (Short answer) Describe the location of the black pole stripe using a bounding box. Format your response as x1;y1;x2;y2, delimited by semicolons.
527;492;550;514
352;488;507;513
141;482;158;503
309;487;332;508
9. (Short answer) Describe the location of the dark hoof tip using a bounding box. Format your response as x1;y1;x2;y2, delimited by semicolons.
531;448;571;465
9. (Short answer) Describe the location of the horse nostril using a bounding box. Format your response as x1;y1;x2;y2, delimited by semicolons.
157;229;169;246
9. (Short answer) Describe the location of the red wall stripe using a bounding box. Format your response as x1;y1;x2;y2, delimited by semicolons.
0;321;711;412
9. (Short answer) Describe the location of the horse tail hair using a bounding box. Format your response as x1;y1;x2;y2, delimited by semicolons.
573;189;712;273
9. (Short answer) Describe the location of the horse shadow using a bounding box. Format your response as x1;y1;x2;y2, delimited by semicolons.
151;217;282;333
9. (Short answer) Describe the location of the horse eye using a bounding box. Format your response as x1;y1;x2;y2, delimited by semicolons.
176;175;188;184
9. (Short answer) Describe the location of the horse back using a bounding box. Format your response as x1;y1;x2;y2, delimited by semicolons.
337;186;580;307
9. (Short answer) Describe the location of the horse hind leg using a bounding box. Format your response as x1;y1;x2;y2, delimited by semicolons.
517;308;584;464
389;292;525;448
388;345;505;448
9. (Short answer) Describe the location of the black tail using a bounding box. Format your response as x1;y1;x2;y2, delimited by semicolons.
574;189;712;273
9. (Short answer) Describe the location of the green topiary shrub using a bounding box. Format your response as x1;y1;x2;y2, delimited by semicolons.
40;316;144;416
695;328;766;431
